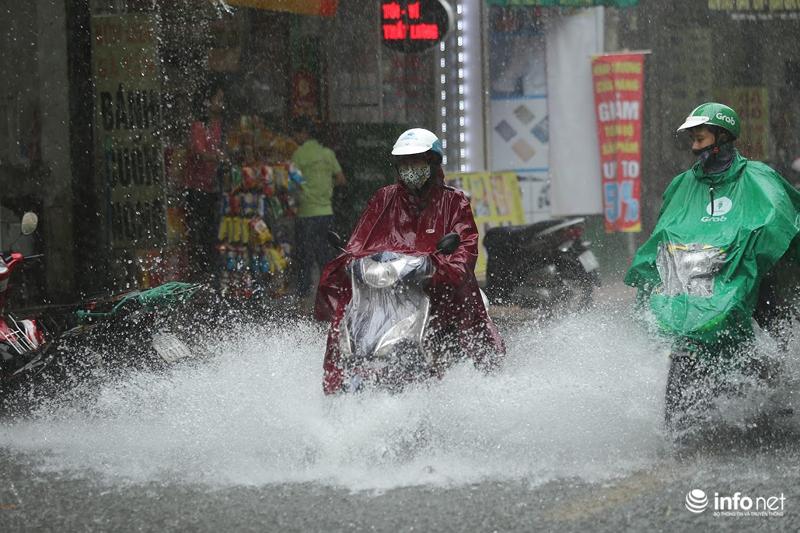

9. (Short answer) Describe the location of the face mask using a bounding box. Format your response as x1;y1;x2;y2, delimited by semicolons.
398;164;431;190
692;144;715;158
692;144;716;166
693;140;735;174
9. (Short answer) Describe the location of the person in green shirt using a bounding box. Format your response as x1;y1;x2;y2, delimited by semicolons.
291;117;347;299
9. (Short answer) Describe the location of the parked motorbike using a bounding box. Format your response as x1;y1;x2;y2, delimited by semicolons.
0;212;46;372
483;217;600;314
1;280;210;413
327;231;464;393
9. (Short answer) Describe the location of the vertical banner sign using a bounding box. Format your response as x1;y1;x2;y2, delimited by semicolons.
91;14;166;251
445;172;525;277
591;52;645;233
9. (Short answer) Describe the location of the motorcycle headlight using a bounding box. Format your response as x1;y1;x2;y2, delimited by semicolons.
362;260;400;288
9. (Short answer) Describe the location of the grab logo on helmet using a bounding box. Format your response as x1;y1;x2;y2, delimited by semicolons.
715;112;736;127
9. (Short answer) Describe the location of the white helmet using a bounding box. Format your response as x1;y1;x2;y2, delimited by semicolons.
391;128;444;161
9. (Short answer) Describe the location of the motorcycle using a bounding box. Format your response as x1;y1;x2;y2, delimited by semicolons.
483;217;600;314
0;215;210;413
0;212;46;371
662;260;800;436
327;231;465;393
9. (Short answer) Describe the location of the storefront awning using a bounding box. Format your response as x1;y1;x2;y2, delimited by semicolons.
224;0;338;17
486;0;638;6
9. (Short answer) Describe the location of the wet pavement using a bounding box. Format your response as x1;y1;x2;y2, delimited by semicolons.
1;281;798;532
2;444;798;532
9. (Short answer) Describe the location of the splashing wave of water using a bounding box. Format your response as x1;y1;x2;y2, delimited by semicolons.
0;305;685;490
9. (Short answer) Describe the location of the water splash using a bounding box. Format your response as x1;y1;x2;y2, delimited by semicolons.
0;302;759;491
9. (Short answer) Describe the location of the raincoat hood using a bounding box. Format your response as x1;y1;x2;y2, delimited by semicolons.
625;153;800;349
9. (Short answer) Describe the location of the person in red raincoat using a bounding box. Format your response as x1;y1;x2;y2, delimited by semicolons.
314;128;506;394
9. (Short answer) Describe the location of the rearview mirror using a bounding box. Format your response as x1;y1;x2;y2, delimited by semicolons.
20;212;38;235
436;232;460;255
327;230;345;251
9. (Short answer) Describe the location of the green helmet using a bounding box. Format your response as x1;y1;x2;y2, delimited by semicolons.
676;102;741;140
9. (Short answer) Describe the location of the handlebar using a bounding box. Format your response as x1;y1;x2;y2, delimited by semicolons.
1;253;43;263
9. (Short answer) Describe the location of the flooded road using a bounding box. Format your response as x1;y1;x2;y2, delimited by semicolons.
1;290;798;531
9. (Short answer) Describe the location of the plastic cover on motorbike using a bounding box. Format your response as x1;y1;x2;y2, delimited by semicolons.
344;252;432;362
315;168;506;393
625;153;800;347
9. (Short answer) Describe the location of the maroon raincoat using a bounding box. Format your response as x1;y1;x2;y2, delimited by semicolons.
315;168;506;394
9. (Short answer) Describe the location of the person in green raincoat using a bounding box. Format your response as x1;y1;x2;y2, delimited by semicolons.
625;102;800;429
626;102;800;351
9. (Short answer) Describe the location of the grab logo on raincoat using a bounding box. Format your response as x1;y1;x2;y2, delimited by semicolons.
702;196;732;222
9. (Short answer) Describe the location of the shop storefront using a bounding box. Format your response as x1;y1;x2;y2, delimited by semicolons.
76;0;639;296
80;1;318;300
76;0;443;303
8;0;800;306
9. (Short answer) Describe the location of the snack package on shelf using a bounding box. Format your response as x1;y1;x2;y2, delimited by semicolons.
249;217;272;246
214;114;306;300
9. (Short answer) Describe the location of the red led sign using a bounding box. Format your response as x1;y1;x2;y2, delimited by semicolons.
381;0;453;53
410;23;439;40
382;3;402;19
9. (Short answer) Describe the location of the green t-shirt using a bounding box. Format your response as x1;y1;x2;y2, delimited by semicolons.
292;139;342;218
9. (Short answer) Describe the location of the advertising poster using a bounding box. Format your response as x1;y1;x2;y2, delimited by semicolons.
518;174;550;223
488;8;550;223
490;97;549;173
591;52;645;233
445;172;525;277
91;14;166;250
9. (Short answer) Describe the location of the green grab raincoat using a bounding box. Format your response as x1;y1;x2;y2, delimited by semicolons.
625;151;800;349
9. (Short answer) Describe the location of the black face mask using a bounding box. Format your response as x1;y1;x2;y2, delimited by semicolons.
693;141;734;174
692;144;714;158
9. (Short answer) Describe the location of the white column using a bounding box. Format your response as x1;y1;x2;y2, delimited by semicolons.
458;0;485;172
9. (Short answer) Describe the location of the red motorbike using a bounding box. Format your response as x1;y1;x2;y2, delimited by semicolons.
0;211;215;415
0;212;45;372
